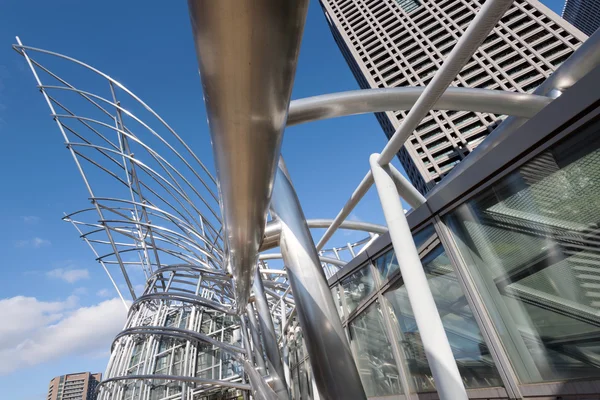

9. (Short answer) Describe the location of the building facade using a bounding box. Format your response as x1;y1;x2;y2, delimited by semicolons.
563;0;600;36
320;0;587;193
47;372;101;400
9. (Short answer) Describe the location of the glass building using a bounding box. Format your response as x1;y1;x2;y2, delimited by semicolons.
323;60;600;399
563;0;600;37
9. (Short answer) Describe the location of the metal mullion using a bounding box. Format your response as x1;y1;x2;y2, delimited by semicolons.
433;216;522;399
369;251;415;399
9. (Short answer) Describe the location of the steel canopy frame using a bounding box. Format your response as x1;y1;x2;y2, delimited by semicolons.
17;0;600;397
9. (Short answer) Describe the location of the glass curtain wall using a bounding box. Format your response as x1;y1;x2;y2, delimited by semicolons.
338;223;503;396
348;301;403;397
446;119;600;383
379;226;502;391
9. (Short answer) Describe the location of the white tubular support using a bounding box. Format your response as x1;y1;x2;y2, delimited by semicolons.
315;171;374;251
385;162;427;208
369;154;467;400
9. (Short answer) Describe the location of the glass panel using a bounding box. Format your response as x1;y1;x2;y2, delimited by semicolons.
331;285;344;319
341;265;375;314
375;249;399;281
374;224;437;283
446;121;600;383
348;301;403;397
384;243;503;391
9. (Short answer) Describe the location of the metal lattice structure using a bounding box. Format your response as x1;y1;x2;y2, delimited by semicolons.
14;0;600;399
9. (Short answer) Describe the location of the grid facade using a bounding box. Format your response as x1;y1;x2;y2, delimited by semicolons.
320;0;587;194
47;372;101;400
563;0;599;37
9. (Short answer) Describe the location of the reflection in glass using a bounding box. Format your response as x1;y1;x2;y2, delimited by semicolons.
375;249;399;281
331;285;344;319
384;243;503;391
342;265;375;314
446;123;600;383
375;225;437;283
349;301;403;397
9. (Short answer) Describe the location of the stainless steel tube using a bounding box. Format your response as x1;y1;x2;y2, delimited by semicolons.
270;165;367;400
246;304;267;375
253;269;290;399
287;87;551;126
187;0;309;307
369;154;467;400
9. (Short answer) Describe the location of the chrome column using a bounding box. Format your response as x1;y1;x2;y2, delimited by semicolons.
187;0;309;307
270;164;367;400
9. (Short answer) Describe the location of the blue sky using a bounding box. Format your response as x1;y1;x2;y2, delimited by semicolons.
0;0;566;398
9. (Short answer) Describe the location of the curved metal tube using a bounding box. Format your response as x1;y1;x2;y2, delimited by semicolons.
132;292;235;315
113;326;246;355
259;253;346;267
287;87;552;126
97;375;251;391
270;165;367;400
261;218;387;251
188;0;309;308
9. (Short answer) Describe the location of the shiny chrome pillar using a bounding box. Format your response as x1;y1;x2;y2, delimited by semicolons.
369;154;468;400
270;164;367;400
187;0;309;308
253;269;290;399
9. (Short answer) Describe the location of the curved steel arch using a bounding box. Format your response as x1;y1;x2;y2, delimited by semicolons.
287;86;552;126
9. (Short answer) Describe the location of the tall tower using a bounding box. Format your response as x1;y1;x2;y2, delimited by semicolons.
320;0;587;193
563;0;599;36
47;372;102;400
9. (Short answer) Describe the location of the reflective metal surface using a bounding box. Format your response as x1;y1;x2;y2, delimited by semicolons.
261;218;387;251
253;269;290;399
270;164;367;400
188;0;310;307
288;87;551;126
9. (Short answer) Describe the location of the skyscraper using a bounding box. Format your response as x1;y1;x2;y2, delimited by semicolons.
47;372;102;400
563;0;599;36
320;0;587;193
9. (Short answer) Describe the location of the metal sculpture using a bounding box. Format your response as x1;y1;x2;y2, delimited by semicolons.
15;0;600;397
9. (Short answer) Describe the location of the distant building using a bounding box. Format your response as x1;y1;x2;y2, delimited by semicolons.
320;0;587;193
563;0;599;36
47;372;102;400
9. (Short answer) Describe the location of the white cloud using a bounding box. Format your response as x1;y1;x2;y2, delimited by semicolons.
96;288;111;298
47;268;90;283
73;287;88;296
21;216;40;224
15;237;51;248
0;296;128;375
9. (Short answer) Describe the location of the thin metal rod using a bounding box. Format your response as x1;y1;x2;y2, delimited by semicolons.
270;164;367;400
315;171;374;251
65;215;129;310
377;0;514;165
253;269;290;399
369;153;467;400
246;304;268;375
16;37;137;300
